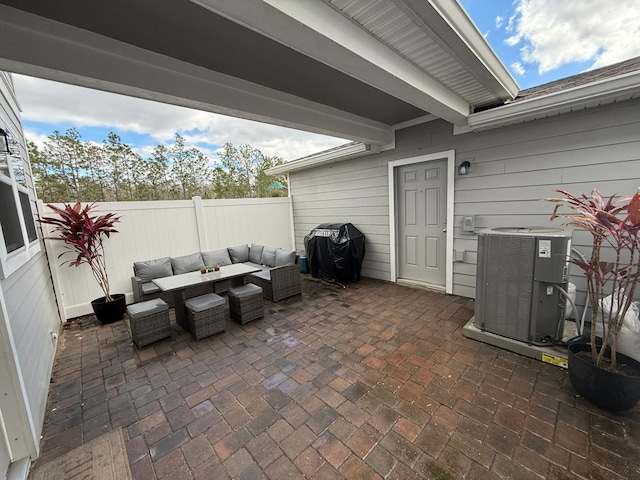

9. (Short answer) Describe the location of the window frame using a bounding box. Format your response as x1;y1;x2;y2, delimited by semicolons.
0;133;41;279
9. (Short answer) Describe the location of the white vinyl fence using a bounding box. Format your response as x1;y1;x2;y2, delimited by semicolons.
38;197;294;320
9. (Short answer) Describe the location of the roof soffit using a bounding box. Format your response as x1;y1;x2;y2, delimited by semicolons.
201;0;471;125
0;0;427;126
326;0;517;108
1;0;522;137
0;3;395;144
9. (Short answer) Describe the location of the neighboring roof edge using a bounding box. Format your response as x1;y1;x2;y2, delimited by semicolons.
514;56;640;102
267;142;380;175
468;67;640;131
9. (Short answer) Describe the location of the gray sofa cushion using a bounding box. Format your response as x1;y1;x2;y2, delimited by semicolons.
134;256;173;282
261;246;278;267
275;249;296;267
251;270;271;281
229;283;262;299
228;244;249;263
244;261;269;271
202;248;232;267
127;298;169;318
141;282;162;295
185;293;225;312
171;252;204;275
249;244;264;264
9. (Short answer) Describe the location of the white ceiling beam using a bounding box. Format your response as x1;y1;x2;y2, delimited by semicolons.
195;0;471;125
0;5;393;144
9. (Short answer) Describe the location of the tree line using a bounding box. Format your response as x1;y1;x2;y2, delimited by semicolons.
28;128;288;203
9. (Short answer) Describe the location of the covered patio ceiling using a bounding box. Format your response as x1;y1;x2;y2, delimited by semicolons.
0;0;517;145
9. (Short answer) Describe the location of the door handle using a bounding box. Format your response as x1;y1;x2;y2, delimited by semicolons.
443;227;447;232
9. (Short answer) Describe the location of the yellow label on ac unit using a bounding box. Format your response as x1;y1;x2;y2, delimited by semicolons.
542;353;568;369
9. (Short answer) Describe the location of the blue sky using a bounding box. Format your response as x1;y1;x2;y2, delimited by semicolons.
14;0;640;160
460;0;593;89
460;0;640;89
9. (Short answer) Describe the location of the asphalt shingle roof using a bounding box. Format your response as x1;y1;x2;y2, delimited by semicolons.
511;56;640;103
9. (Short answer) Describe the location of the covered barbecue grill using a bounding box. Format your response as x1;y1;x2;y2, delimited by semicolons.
304;223;365;284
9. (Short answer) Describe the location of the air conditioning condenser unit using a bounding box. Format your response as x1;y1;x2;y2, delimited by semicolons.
474;227;572;345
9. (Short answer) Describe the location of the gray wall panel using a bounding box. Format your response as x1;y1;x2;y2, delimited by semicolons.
2;249;59;442
289;98;640;302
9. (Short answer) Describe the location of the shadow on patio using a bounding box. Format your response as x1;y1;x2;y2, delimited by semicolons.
34;276;639;479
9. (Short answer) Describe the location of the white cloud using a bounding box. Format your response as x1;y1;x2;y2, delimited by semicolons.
21;129;49;150
13;75;347;162
495;15;504;28
505;0;640;74
510;61;526;76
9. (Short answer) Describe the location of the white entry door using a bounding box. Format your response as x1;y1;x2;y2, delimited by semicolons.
397;159;447;286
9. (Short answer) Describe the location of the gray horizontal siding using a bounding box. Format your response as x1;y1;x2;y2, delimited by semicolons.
1;252;60;440
444;100;640;299
290;97;640;301
291;154;390;281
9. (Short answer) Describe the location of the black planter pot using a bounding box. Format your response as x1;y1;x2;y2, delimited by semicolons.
91;294;126;324
568;342;640;411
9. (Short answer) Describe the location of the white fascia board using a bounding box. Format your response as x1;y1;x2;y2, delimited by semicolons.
0;5;392;145
425;0;519;99
468;70;640;130
267;143;380;175
198;0;470;125
270;114;440;174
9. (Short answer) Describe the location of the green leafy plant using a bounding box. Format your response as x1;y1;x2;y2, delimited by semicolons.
547;187;640;370
38;202;120;301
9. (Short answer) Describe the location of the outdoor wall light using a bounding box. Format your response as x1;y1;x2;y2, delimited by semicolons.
458;160;471;175
0;129;11;154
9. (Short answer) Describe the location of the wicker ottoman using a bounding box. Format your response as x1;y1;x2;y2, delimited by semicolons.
185;293;227;340
127;298;171;348
228;283;263;325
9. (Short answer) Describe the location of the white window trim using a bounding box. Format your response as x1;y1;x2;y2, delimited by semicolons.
0;151;41;279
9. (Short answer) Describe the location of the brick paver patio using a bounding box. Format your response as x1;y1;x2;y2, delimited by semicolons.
34;277;639;479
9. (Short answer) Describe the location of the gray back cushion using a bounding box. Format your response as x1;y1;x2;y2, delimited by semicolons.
171;252;204;275
228;244;249;263
261;246;278;267
275;249;296;267
249;244;264;264
134;257;173;282
202;248;232;267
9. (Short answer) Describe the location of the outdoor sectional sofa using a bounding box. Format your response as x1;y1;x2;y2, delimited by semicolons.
131;244;301;305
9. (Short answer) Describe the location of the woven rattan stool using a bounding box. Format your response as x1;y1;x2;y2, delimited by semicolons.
228;283;263;325
127;298;170;348
185;293;227;340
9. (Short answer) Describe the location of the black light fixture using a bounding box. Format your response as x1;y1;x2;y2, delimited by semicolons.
458;160;471;175
0;129;11;155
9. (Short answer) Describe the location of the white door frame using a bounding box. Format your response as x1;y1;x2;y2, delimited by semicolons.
388;150;455;293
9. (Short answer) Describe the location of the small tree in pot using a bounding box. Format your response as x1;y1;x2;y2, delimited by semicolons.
39;202;124;324
547;187;640;410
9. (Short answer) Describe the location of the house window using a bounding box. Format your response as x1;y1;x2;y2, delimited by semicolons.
0;180;24;252
20;191;38;243
0;131;41;278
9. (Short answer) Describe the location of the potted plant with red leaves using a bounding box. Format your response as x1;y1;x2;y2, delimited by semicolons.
547;187;640;411
38;202;125;324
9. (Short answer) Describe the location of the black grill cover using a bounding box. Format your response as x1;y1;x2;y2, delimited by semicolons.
304;223;365;283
